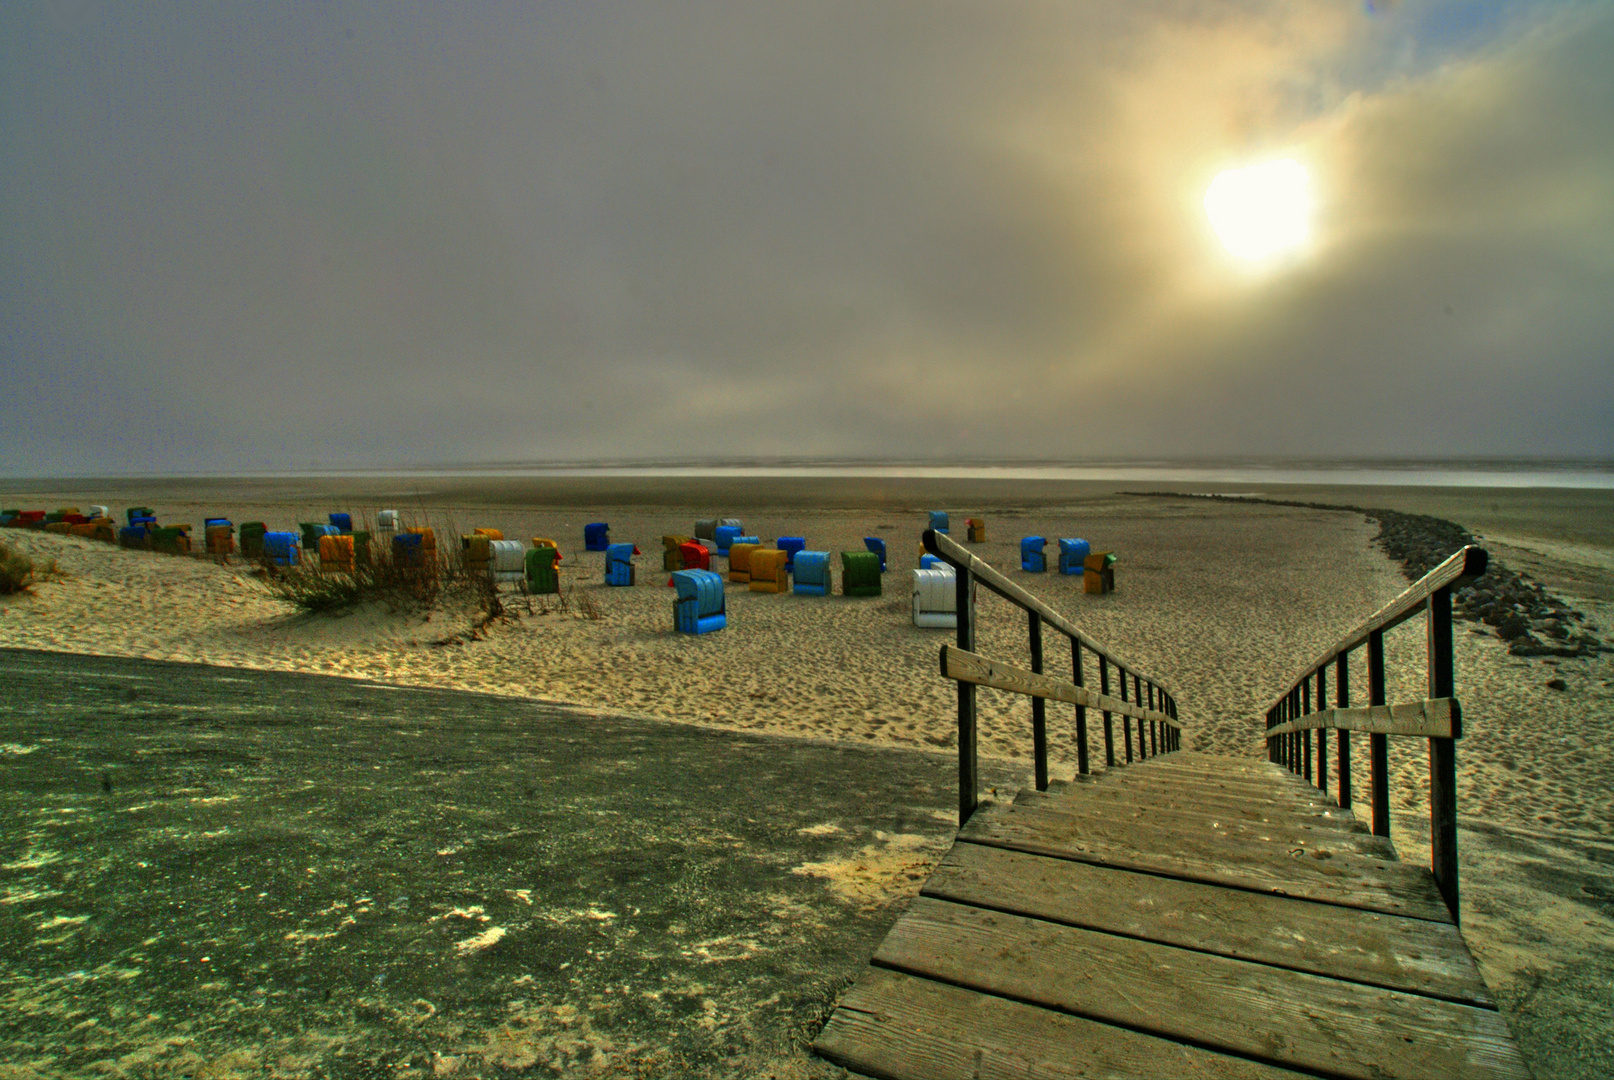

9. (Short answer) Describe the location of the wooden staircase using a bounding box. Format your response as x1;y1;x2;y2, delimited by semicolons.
813;752;1530;1080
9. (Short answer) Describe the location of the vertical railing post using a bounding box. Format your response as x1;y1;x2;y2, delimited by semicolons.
1029;611;1047;792
1134;674;1145;760
1368;629;1389;838
1428;586;1459;923
1100;656;1114;768
1268;707;1277;762
1073;641;1089;775
1147;683;1157;756
1120;670;1133;763
956;561;977;826
1336;651;1351;810
1315;667;1328;794
1300;678;1313;782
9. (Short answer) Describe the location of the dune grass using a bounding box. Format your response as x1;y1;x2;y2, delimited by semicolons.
0;540;34;595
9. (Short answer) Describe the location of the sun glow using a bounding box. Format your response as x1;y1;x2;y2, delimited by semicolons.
1203;159;1311;261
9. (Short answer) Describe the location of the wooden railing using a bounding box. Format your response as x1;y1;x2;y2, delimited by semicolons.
1260;545;1487;923
923;529;1184;825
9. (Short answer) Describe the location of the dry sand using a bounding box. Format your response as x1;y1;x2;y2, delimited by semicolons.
4;476;1614;1074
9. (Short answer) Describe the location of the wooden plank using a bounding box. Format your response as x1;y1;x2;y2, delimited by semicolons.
1265;697;1460;740
814;966;1309;1080
924;528;1176;699
926;843;1494;1006
1060;766;1342;813
1015;786;1372;837
1000;788;1398;861
959;801;1453;922
877;898;1530;1080
1260;545;1487;715
942;645;1177;728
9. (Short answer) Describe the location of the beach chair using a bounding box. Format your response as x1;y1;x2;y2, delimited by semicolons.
1084;551;1116;594
584;523;610;552
319;534;356;573
376;509;400;532
912;567;958;629
695;519;717;543
749;549;790;593
678;541;710;572
862;537;887;571
525;546;560;594
929;511;949;533
205;521;236;556
152;526;191;555
605;543;637;586
393;532;428;569
118;525;149;549
1058;538;1091;575
473;527;503;542
87;505;109;520
239;522;268;558
264;531;301;566
461;534;492;576
1021;536;1047;573
530;537;561;563
351;530;372;567
841;551;882;597
672;569;726;634
713;524;743;555
329;513;353;534
919;554;947;570
489;539;526;583
662;535;694;571
727;543;760;584
792;551;832;596
967;517;986;543
124;507;154;526
777;536;806;569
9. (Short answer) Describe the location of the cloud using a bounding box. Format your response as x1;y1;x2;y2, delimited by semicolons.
0;2;1608;473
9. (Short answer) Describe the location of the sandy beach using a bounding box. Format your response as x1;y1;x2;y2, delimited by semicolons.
4;476;1614;1074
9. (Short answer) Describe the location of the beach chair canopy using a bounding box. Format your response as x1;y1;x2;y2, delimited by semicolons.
862;537;887;570
584;523;611;551
672;568;726;614
678;541;710;571
329;513;353;533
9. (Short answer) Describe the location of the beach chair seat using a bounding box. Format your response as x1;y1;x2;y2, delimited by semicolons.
605;542;637;586
841;551;882;597
727;542;760;583
912;567;958;629
489;539;526;582
748;549;790;592
319;534;356;573
1021;536;1047;573
584;523;610;551
672;569;726;634
967;517;986;543
524;546;560;594
264;531;301;566
792;551;832;596
929;511;949;533
329;513;353;534
862;537;887;571
1084;551;1116;594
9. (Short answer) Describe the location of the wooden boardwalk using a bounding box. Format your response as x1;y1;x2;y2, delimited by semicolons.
813;752;1530;1080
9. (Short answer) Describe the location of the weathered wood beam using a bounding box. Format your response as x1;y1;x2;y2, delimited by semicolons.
1263;697;1461;740
941;645;1181;730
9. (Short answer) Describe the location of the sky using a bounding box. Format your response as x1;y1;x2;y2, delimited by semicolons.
2;0;1610;475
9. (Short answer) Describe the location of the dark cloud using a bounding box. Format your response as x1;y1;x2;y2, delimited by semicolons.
1;1;1608;474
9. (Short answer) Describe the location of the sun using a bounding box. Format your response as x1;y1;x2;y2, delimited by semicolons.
1203;159;1310;261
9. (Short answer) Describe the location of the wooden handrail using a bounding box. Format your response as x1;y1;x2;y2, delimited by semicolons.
921;528;1184;824
941;646;1180;729
924;529;1176;700
1264;697;1460;740
1258;545;1482;925
1258;546;1486;716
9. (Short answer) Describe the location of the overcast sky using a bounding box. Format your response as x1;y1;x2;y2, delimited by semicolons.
2;1;1609;475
